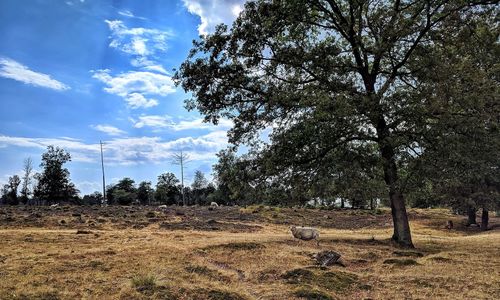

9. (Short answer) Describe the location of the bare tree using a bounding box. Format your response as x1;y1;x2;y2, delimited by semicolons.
20;157;33;204
171;151;190;206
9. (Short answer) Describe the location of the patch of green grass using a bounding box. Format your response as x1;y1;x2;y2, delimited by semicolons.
185;264;230;282
282;268;358;291
383;258;419;266
131;273;157;293
293;285;334;300
194;288;246;300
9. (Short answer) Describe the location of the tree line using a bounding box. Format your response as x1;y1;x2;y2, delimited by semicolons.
0;146;218;207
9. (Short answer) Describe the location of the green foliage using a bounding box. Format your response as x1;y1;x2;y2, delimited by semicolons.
137;181;153;205
155;172;180;205
33;146;79;204
81;191;102;205
107;178;137;205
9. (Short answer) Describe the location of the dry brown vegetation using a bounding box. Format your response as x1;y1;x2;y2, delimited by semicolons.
0;205;499;299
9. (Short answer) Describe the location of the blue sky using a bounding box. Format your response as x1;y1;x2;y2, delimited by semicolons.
0;0;246;194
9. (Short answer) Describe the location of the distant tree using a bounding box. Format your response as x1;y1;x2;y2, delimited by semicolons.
1;175;21;205
0;184;9;205
155;172;180;205
137;181;154;205
115;177;136;193
212;149;261;206
20;157;34;204
110;178;137;205
81;191;103;205
105;184;116;205
34;146;78;204
191;171;208;190
191;170;212;205
171;151;190;205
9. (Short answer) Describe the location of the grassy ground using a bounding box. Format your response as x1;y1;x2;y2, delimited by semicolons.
0;206;498;299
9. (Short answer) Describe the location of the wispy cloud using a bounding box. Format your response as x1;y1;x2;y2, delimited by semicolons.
92;69;175;109
132;115;171;128
105;20;173;57
131;115;233;131
118;10;147;20
183;0;245;35
0;57;70;91
91;124;126;136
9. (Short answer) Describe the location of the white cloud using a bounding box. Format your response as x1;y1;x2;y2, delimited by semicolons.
91;124;126;136
76;181;101;195
125;93;158;109
105;20;173;57
131;115;233;131
92;69;174;109
0;132;230;165
0;57;70;91
183;0;245;35
133;115;172;128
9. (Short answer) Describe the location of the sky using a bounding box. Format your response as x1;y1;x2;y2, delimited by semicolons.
0;0;247;195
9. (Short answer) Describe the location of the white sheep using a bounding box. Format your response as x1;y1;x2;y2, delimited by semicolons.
158;205;167;209
290;226;320;246
50;203;59;208
210;202;219;207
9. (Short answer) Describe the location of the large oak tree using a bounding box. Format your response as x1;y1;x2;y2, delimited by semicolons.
175;0;497;247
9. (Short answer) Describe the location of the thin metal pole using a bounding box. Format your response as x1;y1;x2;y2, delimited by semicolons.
100;141;106;205
180;150;185;206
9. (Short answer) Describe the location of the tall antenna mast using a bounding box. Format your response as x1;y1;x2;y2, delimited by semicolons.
100;140;106;205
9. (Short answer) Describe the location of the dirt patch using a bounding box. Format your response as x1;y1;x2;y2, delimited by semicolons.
428;256;453;262
393;250;424;258
383;258;420;266
185;264;231;282
159;220;262;232
202;242;265;251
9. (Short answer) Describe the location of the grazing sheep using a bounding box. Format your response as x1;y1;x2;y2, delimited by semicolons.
158;205;167;209
290;226;320;246
210;202;219;207
50;203;59;208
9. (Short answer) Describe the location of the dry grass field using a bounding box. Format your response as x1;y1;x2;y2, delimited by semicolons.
0;205;499;300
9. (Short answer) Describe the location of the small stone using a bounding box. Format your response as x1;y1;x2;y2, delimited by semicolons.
313;250;344;267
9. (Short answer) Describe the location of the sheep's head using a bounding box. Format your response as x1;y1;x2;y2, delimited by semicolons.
290;226;296;233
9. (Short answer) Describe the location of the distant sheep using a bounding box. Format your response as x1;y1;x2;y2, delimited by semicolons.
50;203;59;208
290;226;320;246
158;205;167;209
210;202;219;207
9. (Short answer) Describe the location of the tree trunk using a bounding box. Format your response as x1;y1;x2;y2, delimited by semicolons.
340;198;344;209
379;137;414;248
466;206;477;226
481;208;489;231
